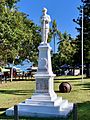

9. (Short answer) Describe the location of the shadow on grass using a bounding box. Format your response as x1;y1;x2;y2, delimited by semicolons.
54;77;82;81
67;101;90;120
0;89;34;95
0;108;13;119
0;112;14;120
13;78;35;81
54;77;83;84
81;83;90;90
77;101;90;120
73;82;90;90
0;108;8;112
55;90;61;93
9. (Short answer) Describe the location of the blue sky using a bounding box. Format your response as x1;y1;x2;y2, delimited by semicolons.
17;0;82;51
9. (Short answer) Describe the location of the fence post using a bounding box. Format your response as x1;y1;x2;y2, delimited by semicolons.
73;103;78;120
14;105;19;120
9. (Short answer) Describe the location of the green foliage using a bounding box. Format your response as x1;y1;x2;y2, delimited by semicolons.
51;53;61;75
57;32;76;65
73;0;90;64
6;0;20;9
73;0;90;77
51;23;76;74
0;0;41;66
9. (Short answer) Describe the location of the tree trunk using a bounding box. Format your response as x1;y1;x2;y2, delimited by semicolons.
86;63;90;78
54;34;55;53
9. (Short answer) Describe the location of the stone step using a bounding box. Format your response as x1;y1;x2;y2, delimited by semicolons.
25;97;63;106
25;98;54;106
18;105;73;118
31;94;52;100
61;103;73;111
54;97;62;106
22;99;68;109
59;100;68;111
6;103;73;118
18;101;72;115
6;101;73;118
31;93;57;101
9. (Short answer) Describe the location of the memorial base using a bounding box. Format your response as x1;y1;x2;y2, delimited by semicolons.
6;92;73;118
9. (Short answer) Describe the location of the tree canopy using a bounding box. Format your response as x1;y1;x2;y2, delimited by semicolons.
73;0;90;77
0;0;41;66
73;0;90;64
58;32;76;65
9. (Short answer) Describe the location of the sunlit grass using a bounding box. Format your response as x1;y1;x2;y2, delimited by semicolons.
0;76;90;120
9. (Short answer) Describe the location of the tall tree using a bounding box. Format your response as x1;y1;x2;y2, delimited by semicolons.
51;31;76;75
73;0;90;77
51;20;58;53
6;0;20;9
0;0;41;66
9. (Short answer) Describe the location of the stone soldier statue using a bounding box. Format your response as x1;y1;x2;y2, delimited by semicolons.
41;8;51;44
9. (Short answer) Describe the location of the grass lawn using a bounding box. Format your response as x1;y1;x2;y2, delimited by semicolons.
0;76;90;120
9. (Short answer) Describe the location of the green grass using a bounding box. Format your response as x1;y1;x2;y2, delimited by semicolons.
0;76;90;120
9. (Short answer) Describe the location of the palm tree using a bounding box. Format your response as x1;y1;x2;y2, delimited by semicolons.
57;31;76;65
52;20;58;53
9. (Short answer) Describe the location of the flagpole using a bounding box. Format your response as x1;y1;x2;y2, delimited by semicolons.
81;8;84;82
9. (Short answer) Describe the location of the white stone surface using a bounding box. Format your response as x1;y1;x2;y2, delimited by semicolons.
41;8;51;44
6;97;73;118
6;8;73;118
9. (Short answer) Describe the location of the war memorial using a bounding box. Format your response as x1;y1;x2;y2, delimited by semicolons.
6;8;73;118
